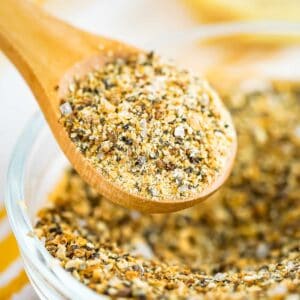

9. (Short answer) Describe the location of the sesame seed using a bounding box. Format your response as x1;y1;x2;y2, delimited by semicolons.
174;125;185;138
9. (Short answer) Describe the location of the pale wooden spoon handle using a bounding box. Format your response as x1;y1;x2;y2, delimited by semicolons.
0;0;110;100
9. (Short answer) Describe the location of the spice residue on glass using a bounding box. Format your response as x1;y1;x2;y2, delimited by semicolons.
59;52;235;200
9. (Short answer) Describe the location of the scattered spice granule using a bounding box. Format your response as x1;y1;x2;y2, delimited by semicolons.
59;52;235;200
36;80;300;299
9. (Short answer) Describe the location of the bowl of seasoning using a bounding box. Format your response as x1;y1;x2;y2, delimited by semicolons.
5;22;300;299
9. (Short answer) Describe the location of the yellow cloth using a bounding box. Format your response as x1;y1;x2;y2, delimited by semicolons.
184;0;300;23
0;207;30;300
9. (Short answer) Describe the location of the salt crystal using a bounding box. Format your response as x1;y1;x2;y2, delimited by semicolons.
286;261;295;272
86;242;94;249
178;185;188;193
131;241;154;259
133;278;149;289
207;282;216;288
174;125;185;138
99;253;108;262
97;151;105;160
65;258;84;269
173;169;184;180
68;83;76;92
56;244;66;259
137;156;147;166
116;261;128;270
256;243;269;259
148;187;159;198
60;102;72;115
108;276;122;287
140;119;147;138
214;272;226;282
244;274;258;282
189;148;199;158
200;93;210;105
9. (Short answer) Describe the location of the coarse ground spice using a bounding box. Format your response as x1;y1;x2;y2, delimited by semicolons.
35;80;300;299
59;52;235;200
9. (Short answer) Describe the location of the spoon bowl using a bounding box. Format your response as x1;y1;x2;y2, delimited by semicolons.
0;0;236;213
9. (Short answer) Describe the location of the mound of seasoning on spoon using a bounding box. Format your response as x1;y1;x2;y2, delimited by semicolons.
60;52;235;200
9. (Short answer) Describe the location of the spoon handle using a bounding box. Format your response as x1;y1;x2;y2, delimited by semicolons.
0;0;103;98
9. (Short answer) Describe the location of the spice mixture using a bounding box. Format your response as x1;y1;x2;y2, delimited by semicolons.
36;81;300;299
59;52;235;200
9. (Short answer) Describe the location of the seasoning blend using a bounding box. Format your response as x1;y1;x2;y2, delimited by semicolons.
60;52;235;201
36;81;300;299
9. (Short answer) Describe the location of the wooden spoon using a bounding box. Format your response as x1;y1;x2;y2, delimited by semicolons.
0;0;237;213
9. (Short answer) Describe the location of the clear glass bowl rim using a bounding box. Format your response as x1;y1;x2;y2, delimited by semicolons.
5;21;300;299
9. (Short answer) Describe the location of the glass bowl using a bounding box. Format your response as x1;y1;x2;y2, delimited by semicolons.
5;22;300;299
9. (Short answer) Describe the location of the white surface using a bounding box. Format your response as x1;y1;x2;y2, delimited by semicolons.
0;0;197;203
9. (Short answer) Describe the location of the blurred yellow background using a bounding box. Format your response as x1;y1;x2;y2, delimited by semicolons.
184;0;300;23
